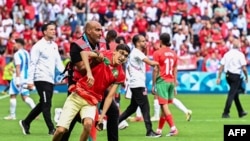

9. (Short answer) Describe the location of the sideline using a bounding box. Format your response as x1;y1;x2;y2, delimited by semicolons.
0;95;9;100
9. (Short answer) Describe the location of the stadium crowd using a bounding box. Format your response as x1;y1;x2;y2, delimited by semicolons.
1;0;250;81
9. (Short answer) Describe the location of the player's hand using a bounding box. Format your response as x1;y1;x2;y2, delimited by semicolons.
151;86;157;95
174;88;177;96
96;116;104;131
86;72;94;86
27;84;34;90
216;78;221;85
15;77;21;87
96;52;104;62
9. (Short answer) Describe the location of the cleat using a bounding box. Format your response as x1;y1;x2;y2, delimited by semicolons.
151;116;159;121
186;110;192;121
146;131;161;138
166;129;178;136
4;115;16;120
118;120;129;130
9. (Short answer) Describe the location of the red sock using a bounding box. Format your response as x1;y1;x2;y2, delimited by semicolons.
158;116;165;129
165;115;174;128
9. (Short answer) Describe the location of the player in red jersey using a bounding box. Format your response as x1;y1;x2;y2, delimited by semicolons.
52;44;130;141
152;33;178;136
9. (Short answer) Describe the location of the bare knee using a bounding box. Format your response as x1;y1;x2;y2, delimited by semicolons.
83;118;93;133
55;126;67;135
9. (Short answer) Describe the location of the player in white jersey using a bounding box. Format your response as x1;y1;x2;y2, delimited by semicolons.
4;38;36;120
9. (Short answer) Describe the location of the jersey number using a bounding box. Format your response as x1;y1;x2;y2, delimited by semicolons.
164;58;174;75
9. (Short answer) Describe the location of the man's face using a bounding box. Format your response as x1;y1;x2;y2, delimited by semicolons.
14;42;21;52
44;25;56;39
138;36;147;48
113;50;129;65
88;23;102;43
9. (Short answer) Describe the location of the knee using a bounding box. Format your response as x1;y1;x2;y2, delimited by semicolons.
55;127;67;135
83;118;93;132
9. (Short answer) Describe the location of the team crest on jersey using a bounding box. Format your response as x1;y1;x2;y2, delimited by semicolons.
112;69;118;78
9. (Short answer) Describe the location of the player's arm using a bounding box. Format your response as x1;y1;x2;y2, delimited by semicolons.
152;65;159;95
15;64;21;86
80;51;102;86
97;83;119;129
143;57;159;66
216;64;224;84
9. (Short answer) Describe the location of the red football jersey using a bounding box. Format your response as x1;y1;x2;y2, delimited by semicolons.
153;47;177;82
74;50;125;105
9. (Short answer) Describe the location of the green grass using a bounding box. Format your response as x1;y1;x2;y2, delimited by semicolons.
0;93;249;141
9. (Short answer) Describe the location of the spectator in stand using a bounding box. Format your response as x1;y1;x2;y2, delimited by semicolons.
205;52;220;72
191;16;203;49
87;8;100;22
75;0;86;26
188;2;201;26
24;1;36;28
159;10;172;38
145;2;158;25
173;26;186;54
134;12;149;36
98;0;108;26
5;32;15;57
60;20;72;39
114;5;124;23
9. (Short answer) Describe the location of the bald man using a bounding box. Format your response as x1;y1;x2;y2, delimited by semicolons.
57;21;120;141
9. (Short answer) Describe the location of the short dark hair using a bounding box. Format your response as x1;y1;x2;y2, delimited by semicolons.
116;44;131;54
132;34;142;45
15;38;25;46
160;33;171;46
115;36;126;44
41;21;56;33
106;30;117;42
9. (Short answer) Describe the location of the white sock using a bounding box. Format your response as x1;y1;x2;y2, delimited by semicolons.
153;99;160;118
136;107;142;117
173;98;188;114
10;98;17;118
24;97;36;109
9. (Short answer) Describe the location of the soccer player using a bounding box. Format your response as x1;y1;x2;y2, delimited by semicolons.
4;38;36;120
152;33;178;136
52;44;130;141
118;34;160;137
151;97;192;122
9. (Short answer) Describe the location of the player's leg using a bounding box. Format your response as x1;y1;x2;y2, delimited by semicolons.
53;93;92;141
4;80;18;120
151;95;160;121
20;88;36;109
119;88;139;123
156;82;177;136
79;102;97;141
60;113;81;141
173;98;192;121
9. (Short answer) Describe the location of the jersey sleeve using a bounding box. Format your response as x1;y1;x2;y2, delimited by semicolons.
114;66;126;84
136;49;147;61
14;52;21;66
153;51;159;62
239;53;247;66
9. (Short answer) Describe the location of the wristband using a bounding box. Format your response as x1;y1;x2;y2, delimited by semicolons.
15;77;21;85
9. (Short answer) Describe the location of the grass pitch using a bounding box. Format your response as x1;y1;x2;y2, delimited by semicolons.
0;93;249;141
